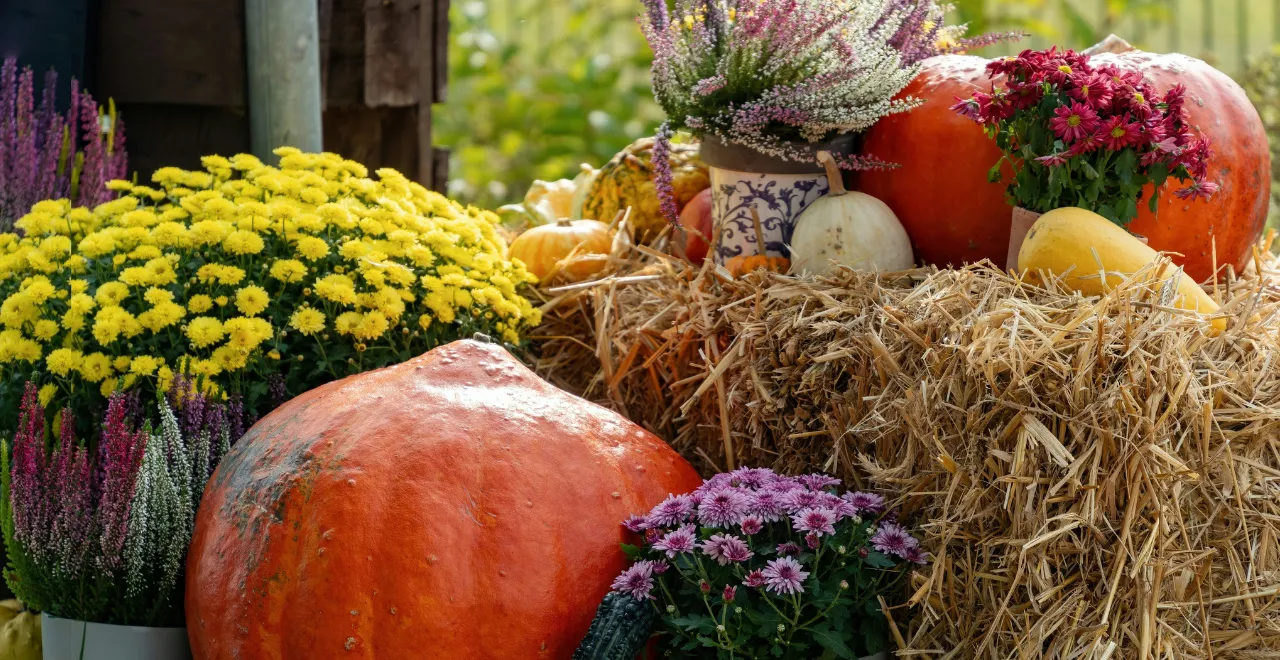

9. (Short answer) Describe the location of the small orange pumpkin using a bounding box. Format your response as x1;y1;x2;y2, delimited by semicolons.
508;219;613;283
725;254;790;278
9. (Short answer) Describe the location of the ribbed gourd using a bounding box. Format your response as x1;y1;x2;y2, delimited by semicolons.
572;591;657;660
576;138;710;244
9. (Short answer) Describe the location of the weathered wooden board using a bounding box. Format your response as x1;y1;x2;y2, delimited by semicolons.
96;0;246;106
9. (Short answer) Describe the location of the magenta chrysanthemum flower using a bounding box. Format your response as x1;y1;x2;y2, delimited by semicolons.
744;569;766;588
749;491;786;522
697;488;750;527
611;561;656;601
796;474;841;491
653;524;698;557
1035;152;1069;167
871;522;919;559
740;515;763;536
1049;101;1099;142
1099;116;1141;151
842;491;886;514
702;533;752;566
762;557;809;595
622;515;649;533
652;560;670;575
780;488;823;513
728;466;775;489
647;494;694;528
1068;71;1113;109
764;478;803;493
776;542;802;557
723;585;737;602
1173;179;1219;202
792;507;838;537
902;545;929;565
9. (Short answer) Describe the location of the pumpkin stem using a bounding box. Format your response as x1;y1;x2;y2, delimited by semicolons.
1083;34;1135;55
816;151;847;196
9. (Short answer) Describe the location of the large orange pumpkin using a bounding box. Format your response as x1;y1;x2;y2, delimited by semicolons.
1088;38;1271;281
185;339;703;659
858;55;1013;269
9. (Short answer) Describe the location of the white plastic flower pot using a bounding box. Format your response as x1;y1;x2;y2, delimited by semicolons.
700;134;855;263
41;614;191;660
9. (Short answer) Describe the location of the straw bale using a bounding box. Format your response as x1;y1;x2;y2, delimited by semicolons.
527;231;1280;658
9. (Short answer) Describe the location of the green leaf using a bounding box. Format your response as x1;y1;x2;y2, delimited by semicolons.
809;623;856;659
620;543;643;559
864;550;897;569
987;160;1005;184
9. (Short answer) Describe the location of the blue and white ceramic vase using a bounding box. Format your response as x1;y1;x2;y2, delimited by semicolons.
700;134;857;264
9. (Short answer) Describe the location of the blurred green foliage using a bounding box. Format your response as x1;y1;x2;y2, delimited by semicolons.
434;0;663;209
1241;45;1280;227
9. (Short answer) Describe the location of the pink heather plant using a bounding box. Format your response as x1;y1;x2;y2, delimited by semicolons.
0;57;128;231
609;467;926;658
0;380;235;626
640;0;1020;223
951;47;1217;226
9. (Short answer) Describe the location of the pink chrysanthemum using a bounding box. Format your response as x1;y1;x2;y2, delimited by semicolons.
740;515;763;536
728;466;776;489
1173;179;1219;202
776;542;802;557
792;507;838;537
744;569;767;588
611;561;656;601
697;488;751;527
702;533;753;566
722;585;737;602
842;491;885;515
1099;116;1141;151
622;515;649;533
653;524;698;557
749;491;787;522
871;522;919;559
902;545;930;565
762;557;809;595
780;488;823;513
796;474;841;491
647;494;694;528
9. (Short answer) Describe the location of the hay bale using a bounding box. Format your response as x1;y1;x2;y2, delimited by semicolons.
528;234;1280;658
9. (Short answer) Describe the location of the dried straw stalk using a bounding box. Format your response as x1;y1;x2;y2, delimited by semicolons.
528;231;1280;658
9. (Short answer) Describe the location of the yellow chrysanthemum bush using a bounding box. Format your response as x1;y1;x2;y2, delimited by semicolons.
0;147;540;421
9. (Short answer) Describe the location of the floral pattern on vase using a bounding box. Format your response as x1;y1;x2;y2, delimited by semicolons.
711;167;829;263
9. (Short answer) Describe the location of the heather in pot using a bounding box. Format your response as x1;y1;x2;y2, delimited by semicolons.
586;468;926;659
0;378;236;626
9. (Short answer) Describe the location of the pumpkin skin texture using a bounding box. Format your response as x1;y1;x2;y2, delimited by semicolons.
509;219;613;283
1089;45;1271;282
858;55;1013;269
185;339;703;660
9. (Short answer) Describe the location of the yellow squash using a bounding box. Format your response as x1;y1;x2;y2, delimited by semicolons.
1018;207;1223;330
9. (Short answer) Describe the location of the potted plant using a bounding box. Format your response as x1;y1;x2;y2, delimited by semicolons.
638;0;1015;265
0;379;236;660
950;46;1218;270
575;468;927;659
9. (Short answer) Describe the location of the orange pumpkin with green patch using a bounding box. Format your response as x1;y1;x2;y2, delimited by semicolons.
185;339;702;658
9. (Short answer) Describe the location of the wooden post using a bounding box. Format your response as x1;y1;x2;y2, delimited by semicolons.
417;0;447;190
245;0;324;162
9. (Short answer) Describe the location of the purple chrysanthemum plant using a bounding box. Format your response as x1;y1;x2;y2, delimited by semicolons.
609;467;927;658
0;379;236;626
640;0;1021;224
0;57;128;231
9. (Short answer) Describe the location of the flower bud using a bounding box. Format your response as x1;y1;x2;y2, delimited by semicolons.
700;580;711;594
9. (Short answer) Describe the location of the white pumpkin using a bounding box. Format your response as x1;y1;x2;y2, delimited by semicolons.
789;151;914;276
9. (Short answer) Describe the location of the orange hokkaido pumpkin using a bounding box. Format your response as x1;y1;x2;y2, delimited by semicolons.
185;339;703;659
1089;38;1271;281
725;254;790;278
508;219;613;283
858;55;1013;269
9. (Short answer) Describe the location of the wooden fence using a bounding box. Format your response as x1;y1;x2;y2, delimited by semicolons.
479;0;1280;74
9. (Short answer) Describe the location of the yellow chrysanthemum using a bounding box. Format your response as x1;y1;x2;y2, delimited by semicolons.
129;355;160;376
79;352;112;383
46;348;82;377
223;230;265;255
33;319;59;341
38;383;57;406
188;294;214;314
186;317;226;349
96;281;130;307
289;307;326;336
235;285;270;316
269;259;308;283
144;287;175;305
